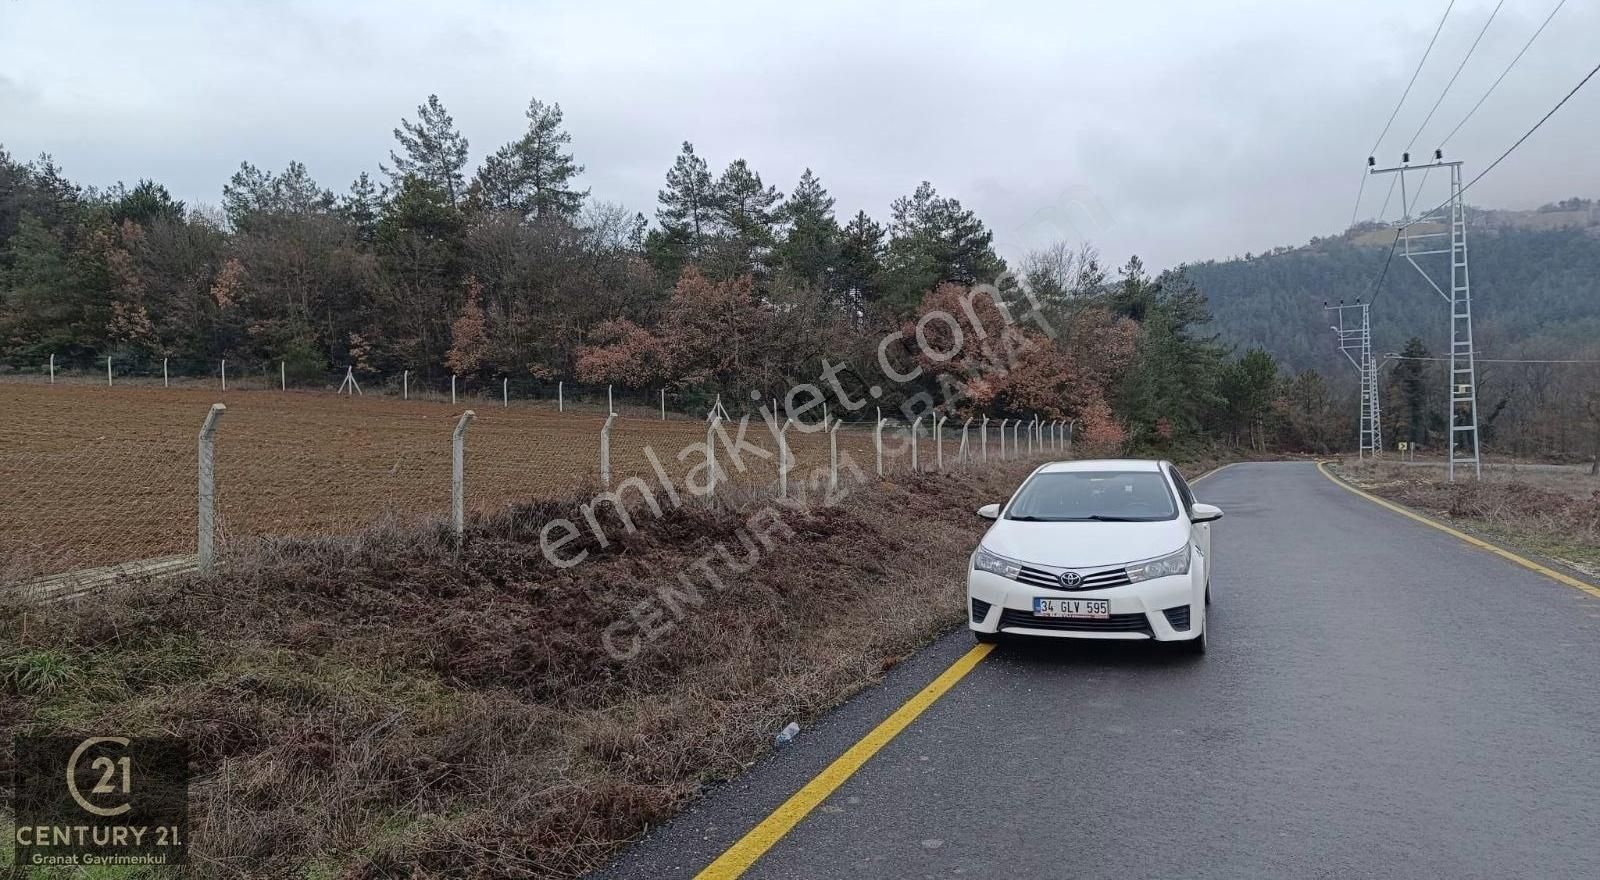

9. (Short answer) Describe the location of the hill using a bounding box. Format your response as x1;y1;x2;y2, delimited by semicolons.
1184;199;1600;371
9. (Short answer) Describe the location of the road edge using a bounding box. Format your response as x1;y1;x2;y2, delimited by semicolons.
686;459;1242;879
1316;460;1600;600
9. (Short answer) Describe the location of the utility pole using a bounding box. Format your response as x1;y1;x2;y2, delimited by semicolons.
1325;301;1381;459
1368;152;1480;480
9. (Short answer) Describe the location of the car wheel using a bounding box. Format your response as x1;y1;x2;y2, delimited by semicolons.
974;629;1002;644
1182;626;1206;655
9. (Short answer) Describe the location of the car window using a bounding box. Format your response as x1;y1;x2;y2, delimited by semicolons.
1167;465;1196;510
1005;471;1178;522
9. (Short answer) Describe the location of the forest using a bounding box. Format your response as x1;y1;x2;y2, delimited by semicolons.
5;91;1593;460
1187;210;1600;462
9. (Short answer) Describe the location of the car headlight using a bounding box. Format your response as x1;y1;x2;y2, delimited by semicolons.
1125;547;1191;583
972;547;1022;579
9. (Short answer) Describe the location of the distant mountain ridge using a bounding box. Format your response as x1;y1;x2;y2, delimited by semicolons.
1184;198;1600;372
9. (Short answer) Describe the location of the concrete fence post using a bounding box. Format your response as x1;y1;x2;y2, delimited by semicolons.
911;415;923;471
777;418;793;499
162;357;168;387
936;415;948;470
1011;421;1021;458
828;418;843;492
706;414;722;494
959;417;972;462
221;359;227;392
558;381;564;412
981;416;989;462
660;388;666;420
502;377;508;408
451;410;476;539
998;419;1008;460
106;356;113;387
197;403;226;573
608;384;614;414
875;417;886;477
451;375;457;405
48;354;54;384
280;361;286;391
599;411;618;487
403;370;409;400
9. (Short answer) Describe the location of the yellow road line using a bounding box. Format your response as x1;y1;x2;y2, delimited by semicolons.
694;458;1244;878
694;642;994;879
1317;460;1600;600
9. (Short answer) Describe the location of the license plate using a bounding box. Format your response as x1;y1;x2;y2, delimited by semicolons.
1033;597;1110;619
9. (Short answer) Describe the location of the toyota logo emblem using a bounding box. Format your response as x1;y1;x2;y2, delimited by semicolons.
1058;571;1083;588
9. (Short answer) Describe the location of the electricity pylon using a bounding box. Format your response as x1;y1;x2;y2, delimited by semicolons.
1369;153;1480;480
1326;300;1381;458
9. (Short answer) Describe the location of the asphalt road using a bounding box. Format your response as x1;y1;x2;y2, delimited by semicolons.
596;461;1600;879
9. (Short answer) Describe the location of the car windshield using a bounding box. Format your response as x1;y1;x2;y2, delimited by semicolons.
1005;470;1178;522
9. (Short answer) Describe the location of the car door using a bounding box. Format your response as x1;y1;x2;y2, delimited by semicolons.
1167;465;1210;577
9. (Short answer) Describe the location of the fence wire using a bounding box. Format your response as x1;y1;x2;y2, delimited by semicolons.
0;378;1068;587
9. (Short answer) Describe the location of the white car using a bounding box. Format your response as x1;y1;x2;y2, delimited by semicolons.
967;459;1221;653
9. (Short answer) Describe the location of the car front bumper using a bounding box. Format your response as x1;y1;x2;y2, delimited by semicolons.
967;569;1201;641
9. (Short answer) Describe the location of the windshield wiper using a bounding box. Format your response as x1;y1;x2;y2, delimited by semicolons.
1007;515;1052;521
1083;514;1143;522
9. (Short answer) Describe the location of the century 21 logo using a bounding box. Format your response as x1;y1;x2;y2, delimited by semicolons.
66;736;134;817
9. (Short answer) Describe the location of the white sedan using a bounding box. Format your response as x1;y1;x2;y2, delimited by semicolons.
967;459;1221;653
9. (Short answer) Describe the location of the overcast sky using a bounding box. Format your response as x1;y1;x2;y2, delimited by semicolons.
2;0;1596;270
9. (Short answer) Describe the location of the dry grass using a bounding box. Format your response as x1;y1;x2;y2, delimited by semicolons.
0;461;1045;879
1332;459;1600;576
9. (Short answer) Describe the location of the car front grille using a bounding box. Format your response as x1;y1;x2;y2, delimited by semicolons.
1162;604;1191;631
1016;564;1132;592
971;597;993;623
998;608;1152;636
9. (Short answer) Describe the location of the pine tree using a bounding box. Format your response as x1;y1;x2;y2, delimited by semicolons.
649;142;717;280
340;172;382;243
385;94;469;204
882;180;1004;308
471;98;587;220
708;158;783;280
837;210;886;314
777;168;840;291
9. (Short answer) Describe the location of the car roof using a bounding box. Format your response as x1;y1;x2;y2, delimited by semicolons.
1035;459;1165;474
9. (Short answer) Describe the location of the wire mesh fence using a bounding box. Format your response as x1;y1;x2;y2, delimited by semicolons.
0;377;1075;588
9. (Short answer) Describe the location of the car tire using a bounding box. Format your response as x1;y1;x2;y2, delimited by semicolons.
974;629;1002;644
1182;626;1206;655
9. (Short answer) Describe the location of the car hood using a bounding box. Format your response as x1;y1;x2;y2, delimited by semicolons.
980;518;1190;569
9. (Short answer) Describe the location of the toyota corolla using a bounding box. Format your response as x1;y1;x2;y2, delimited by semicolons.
967;459;1221;652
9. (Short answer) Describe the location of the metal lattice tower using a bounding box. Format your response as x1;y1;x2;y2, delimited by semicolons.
1326;301;1381;458
1369;155;1480;480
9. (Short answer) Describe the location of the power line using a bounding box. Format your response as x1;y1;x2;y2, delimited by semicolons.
1438;0;1567;149
1353;0;1457;226
1384;354;1600;365
1407;0;1505;153
1366;229;1402;304
1368;0;1457;157
1406;57;1600;227
1406;0;1506;214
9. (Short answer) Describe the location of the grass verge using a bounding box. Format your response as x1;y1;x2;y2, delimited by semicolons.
1330;459;1600;578
1;447;1249;878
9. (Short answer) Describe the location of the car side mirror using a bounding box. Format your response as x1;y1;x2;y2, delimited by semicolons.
1190;503;1223;523
977;503;1001;520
